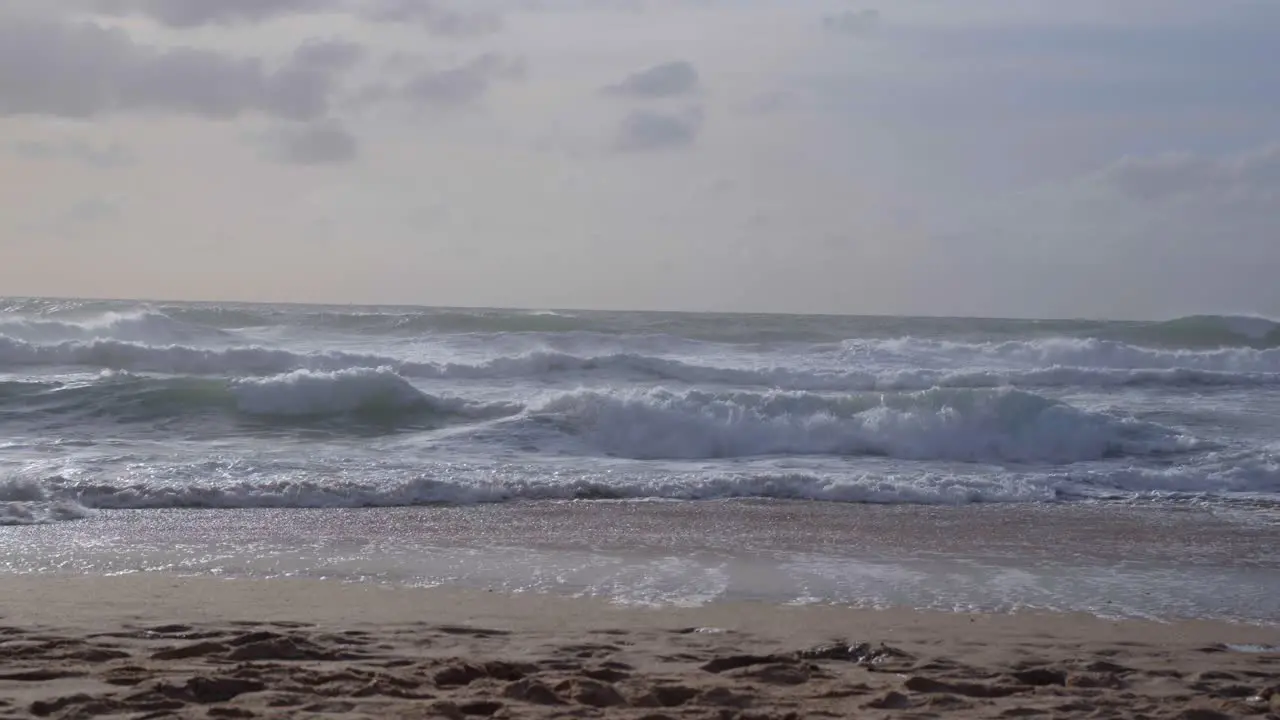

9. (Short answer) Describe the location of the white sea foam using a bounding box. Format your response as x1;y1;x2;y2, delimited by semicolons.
0;477;95;525
17;454;1280;515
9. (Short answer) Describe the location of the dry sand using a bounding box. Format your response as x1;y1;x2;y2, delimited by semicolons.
1;574;1277;719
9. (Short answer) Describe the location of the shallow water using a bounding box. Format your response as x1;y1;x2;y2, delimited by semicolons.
2;502;1276;622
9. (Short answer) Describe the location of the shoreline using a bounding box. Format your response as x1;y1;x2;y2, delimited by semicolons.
2;574;1278;718
6;573;1276;637
5;502;1277;625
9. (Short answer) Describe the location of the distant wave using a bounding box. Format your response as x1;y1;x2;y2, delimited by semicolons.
5;335;1280;390
837;336;1280;375
0;310;226;344
157;306;882;342
1144;314;1280;348
5;302;1280;348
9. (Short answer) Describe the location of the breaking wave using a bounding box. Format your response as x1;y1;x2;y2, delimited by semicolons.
530;387;1197;463
0;372;1198;463
0;478;94;526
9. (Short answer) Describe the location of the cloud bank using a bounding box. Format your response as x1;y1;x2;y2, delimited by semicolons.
0;16;346;119
1;0;1278;318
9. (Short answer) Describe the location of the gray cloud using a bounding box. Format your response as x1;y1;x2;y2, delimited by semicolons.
0;17;345;119
291;39;365;73
606;61;698;98
263;120;359;165
89;0;341;27
362;0;503;36
399;54;525;106
740;89;794;115
62;197;121;226
88;0;504;36
10;138;134;168
615;108;702;152
1101;145;1280;201
822;9;880;36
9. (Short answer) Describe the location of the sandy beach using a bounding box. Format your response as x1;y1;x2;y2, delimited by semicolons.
1;575;1277;719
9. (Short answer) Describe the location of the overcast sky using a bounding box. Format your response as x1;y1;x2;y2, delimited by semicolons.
2;0;1278;319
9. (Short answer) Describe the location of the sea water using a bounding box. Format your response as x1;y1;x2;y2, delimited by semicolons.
1;299;1277;620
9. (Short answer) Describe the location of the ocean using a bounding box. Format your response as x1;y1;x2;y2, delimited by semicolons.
2;298;1278;621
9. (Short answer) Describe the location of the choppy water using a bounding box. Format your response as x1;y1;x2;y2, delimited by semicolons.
3;298;1280;524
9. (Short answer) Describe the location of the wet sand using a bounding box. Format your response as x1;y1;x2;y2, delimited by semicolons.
1;574;1278;719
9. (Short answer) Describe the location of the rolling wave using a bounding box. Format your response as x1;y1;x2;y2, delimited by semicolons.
1;372;1197;463
1144;314;1280;348
0;369;520;424
3;335;1280;390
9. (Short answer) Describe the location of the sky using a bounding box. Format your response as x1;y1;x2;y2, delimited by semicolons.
2;0;1279;319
